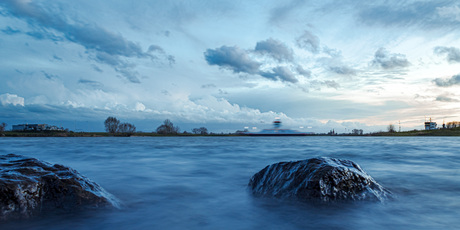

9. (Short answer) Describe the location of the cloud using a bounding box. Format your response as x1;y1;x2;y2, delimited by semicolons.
1;26;21;35
78;79;104;88
135;102;146;112
433;74;460;87
201;84;217;89
437;5;460;21
0;93;24;106
41;71;59;80
329;65;357;75
254;38;294;62
296;66;311;78
296;30;320;53
358;1;460;29
0;0;172;83
436;94;459;102
204;46;261;74
269;0;307;24
323;80;340;89
372;48;410;69
434;46;460;63
259;66;298;83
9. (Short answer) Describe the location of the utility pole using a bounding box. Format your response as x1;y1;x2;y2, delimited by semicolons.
399;120;401;132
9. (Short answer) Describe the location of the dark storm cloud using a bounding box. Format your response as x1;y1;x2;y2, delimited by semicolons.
204;46;261;74
434;46;460;63
357;1;460;28
259;66;298;83
433;74;460;87
254;38;294;62
372;48;410;69
296;30;320;53
0;0;173;83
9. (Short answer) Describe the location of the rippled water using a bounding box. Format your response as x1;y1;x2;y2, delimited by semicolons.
0;136;459;229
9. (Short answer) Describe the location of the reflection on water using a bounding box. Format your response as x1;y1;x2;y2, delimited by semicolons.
1;136;459;229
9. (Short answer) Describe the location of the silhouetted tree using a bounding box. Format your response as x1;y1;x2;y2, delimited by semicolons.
118;122;136;134
156;119;180;134
0;123;6;133
387;124;396;133
104;117;120;134
352;129;363;135
192;127;208;135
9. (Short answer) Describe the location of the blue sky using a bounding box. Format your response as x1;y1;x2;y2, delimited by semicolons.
1;0;460;133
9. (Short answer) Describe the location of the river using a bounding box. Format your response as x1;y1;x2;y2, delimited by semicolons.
0;136;459;229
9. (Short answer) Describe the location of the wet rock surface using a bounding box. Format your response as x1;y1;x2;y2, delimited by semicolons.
0;154;119;220
249;157;391;202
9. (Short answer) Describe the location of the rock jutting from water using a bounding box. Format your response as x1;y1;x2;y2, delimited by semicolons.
248;157;391;202
0;154;120;220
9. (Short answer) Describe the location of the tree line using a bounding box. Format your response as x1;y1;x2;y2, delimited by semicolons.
104;117;208;135
104;117;136;135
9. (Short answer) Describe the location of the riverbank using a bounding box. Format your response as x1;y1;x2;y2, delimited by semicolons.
2;127;460;137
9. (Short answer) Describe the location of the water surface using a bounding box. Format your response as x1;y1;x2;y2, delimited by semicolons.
0;136;459;229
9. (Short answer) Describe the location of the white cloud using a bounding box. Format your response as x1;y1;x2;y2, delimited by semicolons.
0;93;24;106
135;102;146;112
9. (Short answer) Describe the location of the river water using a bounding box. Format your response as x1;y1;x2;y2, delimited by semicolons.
0;136;459;229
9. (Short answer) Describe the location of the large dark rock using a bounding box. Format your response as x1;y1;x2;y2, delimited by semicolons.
249;157;391;202
0;154;120;220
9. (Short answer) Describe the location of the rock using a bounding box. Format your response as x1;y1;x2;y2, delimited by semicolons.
0;154;120;220
249;157;391;202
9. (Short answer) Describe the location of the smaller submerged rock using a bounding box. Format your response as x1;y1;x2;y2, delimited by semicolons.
0;154;120;220
249;157;391;202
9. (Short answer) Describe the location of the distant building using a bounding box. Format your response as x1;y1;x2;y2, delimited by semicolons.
424;118;437;130
12;124;64;131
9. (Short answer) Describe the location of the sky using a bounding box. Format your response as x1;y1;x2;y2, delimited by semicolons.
1;0;460;133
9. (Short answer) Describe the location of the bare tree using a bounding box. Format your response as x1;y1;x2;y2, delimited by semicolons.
0;123;6;133
118;122;136;134
104;117;120;134
192;127;208;135
387;124;396;133
156;119;180;134
352;129;363;135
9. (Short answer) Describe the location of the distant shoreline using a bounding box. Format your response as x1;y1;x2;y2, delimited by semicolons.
2;128;460;137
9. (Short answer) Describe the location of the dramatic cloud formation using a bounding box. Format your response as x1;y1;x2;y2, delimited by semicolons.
433;74;460;87
0;0;172;83
254;38;294;62
0;93;25;106
1;0;460;133
434;46;460;63
372;48;410;69
204;46;261;74
296;30;320;53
